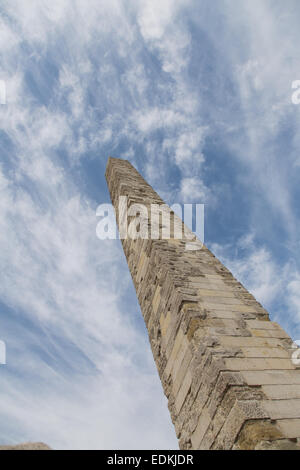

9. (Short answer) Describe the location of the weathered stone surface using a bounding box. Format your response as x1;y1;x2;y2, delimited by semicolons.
106;157;300;450
262;384;300;399
0;442;51;450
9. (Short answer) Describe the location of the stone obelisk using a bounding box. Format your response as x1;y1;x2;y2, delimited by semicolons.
106;157;300;450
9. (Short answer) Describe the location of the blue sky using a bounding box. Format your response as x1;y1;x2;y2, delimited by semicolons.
0;0;300;450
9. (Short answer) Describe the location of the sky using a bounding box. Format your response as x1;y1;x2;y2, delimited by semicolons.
0;0;300;450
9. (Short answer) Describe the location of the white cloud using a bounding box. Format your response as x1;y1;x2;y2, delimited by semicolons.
287;276;300;318
173;129;207;172
137;0;185;42
132;107;185;133
219;0;300;238
0;16;20;51
180;177;207;203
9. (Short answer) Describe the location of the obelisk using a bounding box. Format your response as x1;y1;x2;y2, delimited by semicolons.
106;157;300;450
